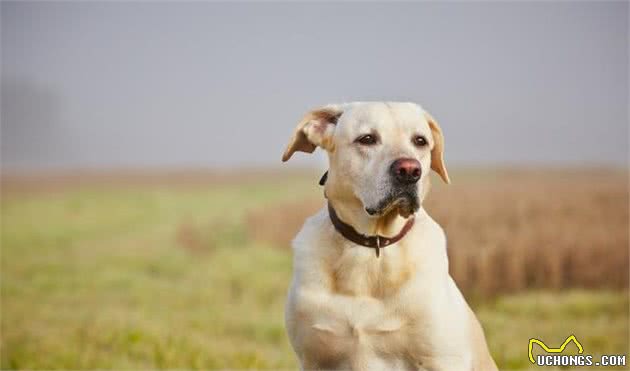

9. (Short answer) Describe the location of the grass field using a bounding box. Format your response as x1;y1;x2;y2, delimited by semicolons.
1;169;628;370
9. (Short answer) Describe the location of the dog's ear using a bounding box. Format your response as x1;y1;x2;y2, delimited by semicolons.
282;105;343;162
424;111;451;184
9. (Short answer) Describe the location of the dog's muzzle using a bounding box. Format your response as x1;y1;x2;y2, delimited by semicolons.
364;159;422;217
365;188;419;218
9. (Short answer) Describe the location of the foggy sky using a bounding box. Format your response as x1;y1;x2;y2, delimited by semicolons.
1;1;628;171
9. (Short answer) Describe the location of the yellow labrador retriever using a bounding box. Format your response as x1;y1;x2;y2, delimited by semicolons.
282;102;497;371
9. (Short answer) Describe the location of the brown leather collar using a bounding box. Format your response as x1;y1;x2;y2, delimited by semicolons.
327;203;415;258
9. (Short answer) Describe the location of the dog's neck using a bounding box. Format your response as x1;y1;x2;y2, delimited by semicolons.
328;197;411;238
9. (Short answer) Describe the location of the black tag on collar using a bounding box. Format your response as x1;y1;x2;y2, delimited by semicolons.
319;170;328;186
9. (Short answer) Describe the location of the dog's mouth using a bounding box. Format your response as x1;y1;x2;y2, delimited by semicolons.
365;189;419;218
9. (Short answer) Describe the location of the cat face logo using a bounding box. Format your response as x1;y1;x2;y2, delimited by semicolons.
528;335;584;364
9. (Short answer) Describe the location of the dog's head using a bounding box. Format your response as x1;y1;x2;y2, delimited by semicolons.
282;102;449;218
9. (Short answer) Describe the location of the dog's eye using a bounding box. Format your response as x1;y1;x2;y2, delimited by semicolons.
355;134;378;146
413;135;428;147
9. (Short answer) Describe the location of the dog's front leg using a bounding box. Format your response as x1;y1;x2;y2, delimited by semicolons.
287;288;393;369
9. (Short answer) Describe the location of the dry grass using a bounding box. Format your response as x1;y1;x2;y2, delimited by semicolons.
246;198;325;251
246;169;629;298
0;168;316;195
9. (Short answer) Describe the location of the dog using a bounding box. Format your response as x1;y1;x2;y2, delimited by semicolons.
282;102;498;371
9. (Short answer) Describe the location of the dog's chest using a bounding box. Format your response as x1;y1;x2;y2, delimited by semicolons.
308;280;471;371
329;244;415;298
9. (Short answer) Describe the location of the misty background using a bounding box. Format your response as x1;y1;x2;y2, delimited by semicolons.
1;1;628;171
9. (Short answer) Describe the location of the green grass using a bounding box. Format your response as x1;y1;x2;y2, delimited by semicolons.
480;291;628;370
1;177;627;370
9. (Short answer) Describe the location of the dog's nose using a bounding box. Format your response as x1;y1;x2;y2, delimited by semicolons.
390;158;421;184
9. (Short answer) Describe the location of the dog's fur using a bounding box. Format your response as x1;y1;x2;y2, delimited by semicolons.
282;102;497;370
